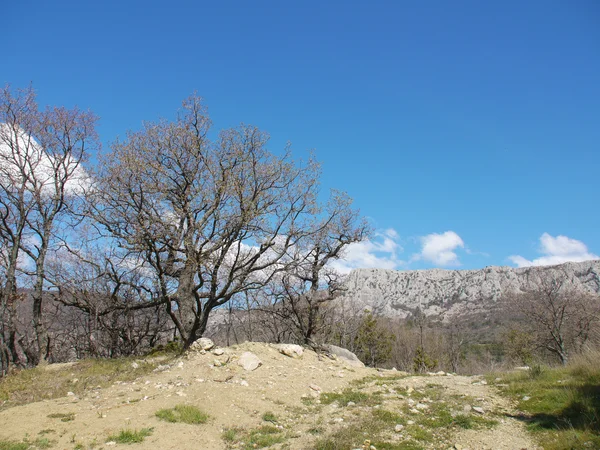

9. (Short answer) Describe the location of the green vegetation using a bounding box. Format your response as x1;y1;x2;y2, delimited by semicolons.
353;312;394;367
222;425;286;449
0;437;54;450
106;428;153;445
0;357;170;411
488;351;600;450
47;412;75;422
320;388;381;406
314;378;498;450
261;411;278;423
0;441;29;450
155;404;209;424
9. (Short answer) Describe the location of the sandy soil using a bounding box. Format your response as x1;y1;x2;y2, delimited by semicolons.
0;343;536;450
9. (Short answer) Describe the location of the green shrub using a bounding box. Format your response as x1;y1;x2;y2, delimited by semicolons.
155;404;209;424
107;428;153;444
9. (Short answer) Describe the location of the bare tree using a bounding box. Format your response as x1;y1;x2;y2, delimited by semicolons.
0;86;39;367
505;279;600;365
259;192;370;346
0;85;99;365
90;95;321;349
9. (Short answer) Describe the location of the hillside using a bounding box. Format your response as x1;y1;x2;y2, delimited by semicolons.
0;342;535;450
342;260;600;319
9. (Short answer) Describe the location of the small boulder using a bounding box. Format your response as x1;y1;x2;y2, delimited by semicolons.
238;352;262;371
213;348;225;356
191;337;215;351
274;343;304;358
323;344;365;368
472;406;485;414
394;424;404;432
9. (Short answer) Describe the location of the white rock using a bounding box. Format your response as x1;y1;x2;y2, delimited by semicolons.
176;361;184;368
131;362;139;369
274;343;304;358
416;403;429;410
237;352;262;371
190;337;215;351
240;380;249;386
523;396;531;401
213;348;225;356
407;420;415;425
473;406;485;414
394;424;404;432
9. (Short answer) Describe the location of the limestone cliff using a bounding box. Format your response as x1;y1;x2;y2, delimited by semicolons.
341;260;600;319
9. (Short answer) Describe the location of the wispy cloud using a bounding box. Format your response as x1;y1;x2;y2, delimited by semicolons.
413;230;465;266
509;233;598;268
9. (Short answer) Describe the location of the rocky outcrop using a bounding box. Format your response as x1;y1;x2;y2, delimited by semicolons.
341;260;600;319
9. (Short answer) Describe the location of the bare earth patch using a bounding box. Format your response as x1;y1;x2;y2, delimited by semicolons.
0;343;536;449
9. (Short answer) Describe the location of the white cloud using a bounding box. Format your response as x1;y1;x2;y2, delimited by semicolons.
414;231;465;266
330;228;404;274
0;123;90;196
509;233;598;268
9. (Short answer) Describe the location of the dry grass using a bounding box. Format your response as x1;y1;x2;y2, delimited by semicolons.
0;356;172;411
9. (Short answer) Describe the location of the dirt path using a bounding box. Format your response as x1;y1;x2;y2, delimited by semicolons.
0;343;536;450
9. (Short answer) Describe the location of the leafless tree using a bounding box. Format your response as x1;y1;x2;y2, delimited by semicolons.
90;95;324;349
258;192;370;346
0;85;99;365
505;279;600;365
0;86;38;367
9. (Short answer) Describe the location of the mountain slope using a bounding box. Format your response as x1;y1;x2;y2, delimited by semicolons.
342;260;600;319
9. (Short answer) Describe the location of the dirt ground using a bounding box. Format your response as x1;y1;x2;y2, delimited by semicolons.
0;342;536;449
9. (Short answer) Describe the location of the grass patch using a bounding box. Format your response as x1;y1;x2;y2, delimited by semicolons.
0;441;29;450
320;388;381;406
262;411;278;423
350;374;408;388
488;352;600;450
371;409;404;425
222;425;286;449
0;356;170;411
0;437;54;450
107;428;153;444
313;416;422;450
47;412;75;422
155;404;209;424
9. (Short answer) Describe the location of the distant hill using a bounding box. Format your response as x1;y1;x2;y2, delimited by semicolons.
341;260;600;319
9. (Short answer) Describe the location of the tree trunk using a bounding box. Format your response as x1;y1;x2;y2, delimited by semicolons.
32;235;51;366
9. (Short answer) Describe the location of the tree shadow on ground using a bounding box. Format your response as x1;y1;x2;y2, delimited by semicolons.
508;384;600;433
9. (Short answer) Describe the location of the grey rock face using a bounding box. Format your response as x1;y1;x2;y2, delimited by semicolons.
341;260;600;319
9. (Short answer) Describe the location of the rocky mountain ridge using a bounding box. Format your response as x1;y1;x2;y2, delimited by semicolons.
341;259;600;319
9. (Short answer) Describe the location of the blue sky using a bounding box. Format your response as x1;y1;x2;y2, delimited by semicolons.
3;0;599;271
